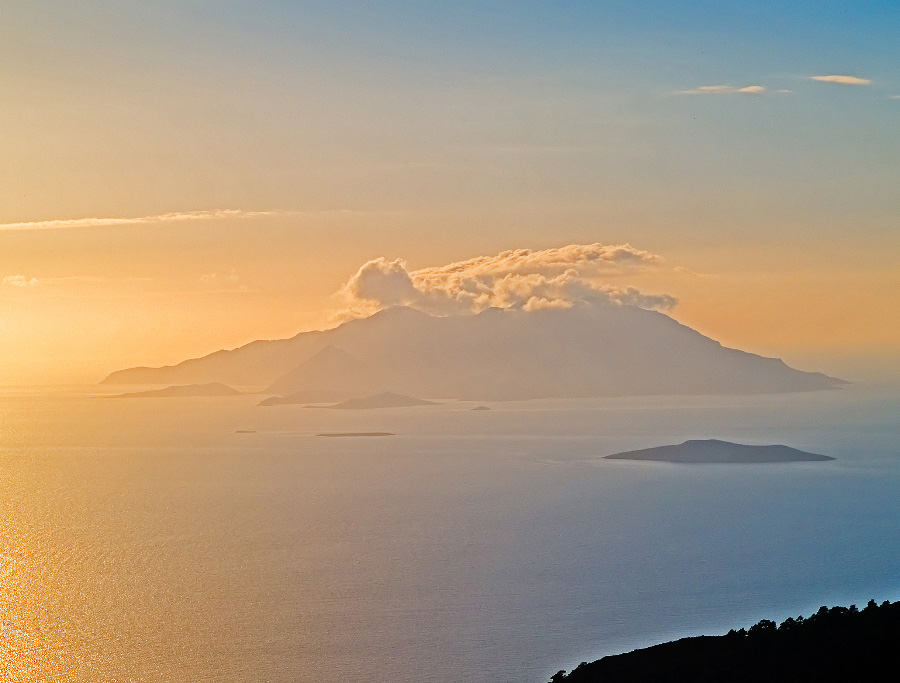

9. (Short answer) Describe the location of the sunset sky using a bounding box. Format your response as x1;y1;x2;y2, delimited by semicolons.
2;0;898;384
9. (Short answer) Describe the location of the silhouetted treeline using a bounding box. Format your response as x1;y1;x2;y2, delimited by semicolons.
550;599;900;682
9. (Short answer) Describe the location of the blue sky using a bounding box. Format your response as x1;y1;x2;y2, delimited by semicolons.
7;1;899;83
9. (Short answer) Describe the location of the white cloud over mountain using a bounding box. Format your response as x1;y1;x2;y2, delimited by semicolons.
339;243;677;317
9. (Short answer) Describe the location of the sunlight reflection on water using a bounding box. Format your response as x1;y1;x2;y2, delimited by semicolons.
0;386;898;682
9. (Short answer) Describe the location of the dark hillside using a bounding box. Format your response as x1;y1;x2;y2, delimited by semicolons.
552;600;900;683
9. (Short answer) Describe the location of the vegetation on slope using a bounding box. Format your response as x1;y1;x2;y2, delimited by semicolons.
551;600;900;682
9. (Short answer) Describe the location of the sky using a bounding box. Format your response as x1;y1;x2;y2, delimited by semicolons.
1;0;898;384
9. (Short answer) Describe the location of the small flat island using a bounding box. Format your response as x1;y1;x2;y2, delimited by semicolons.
320;392;438;410
603;439;833;463
111;382;242;398
315;432;395;438
258;390;345;406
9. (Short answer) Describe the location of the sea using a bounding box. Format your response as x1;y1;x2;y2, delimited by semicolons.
1;384;899;682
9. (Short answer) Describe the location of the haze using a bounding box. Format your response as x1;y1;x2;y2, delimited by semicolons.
1;1;899;385
2;5;900;682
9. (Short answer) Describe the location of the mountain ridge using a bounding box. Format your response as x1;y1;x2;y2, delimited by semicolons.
102;304;844;400
551;600;900;683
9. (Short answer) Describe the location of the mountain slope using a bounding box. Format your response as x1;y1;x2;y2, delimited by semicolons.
552;600;900;683
102;304;844;399
265;345;385;397
102;331;329;387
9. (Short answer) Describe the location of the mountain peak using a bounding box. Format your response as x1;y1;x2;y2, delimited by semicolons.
103;303;844;400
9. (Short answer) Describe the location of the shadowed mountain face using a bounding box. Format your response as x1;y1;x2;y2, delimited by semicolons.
603;439;834;463
102;304;844;400
265;345;381;397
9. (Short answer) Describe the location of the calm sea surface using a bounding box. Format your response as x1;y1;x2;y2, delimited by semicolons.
1;385;899;682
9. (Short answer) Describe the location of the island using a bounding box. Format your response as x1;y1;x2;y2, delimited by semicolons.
317;392;439;410
102;304;846;401
602;439;833;463
315;432;395;438
110;382;242;398
258;389;348;406
471;405;492;411
550;600;900;682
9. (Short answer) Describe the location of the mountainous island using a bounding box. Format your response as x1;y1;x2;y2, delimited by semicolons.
603;439;833;463
110;382;242;398
102;304;844;401
549;600;900;682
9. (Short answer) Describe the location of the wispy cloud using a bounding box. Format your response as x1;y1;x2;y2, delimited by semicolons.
674;85;767;96
3;275;39;287
200;269;239;284
2;275;153;287
810;75;872;86
0;209;280;232
197;269;254;294
888;95;900;100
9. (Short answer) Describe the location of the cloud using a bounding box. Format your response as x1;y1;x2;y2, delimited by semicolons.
674;85;767;95
3;275;39;287
414;243;664;277
5;275;152;284
3;275;158;292
197;269;251;293
0;209;280;231
200;269;239;283
338;243;678;318
889;95;900;100
810;75;872;86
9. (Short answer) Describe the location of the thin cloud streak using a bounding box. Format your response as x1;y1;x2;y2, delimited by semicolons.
674;85;767;95
810;75;872;85
0;209;281;231
3;275;39;287
3;275;155;287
